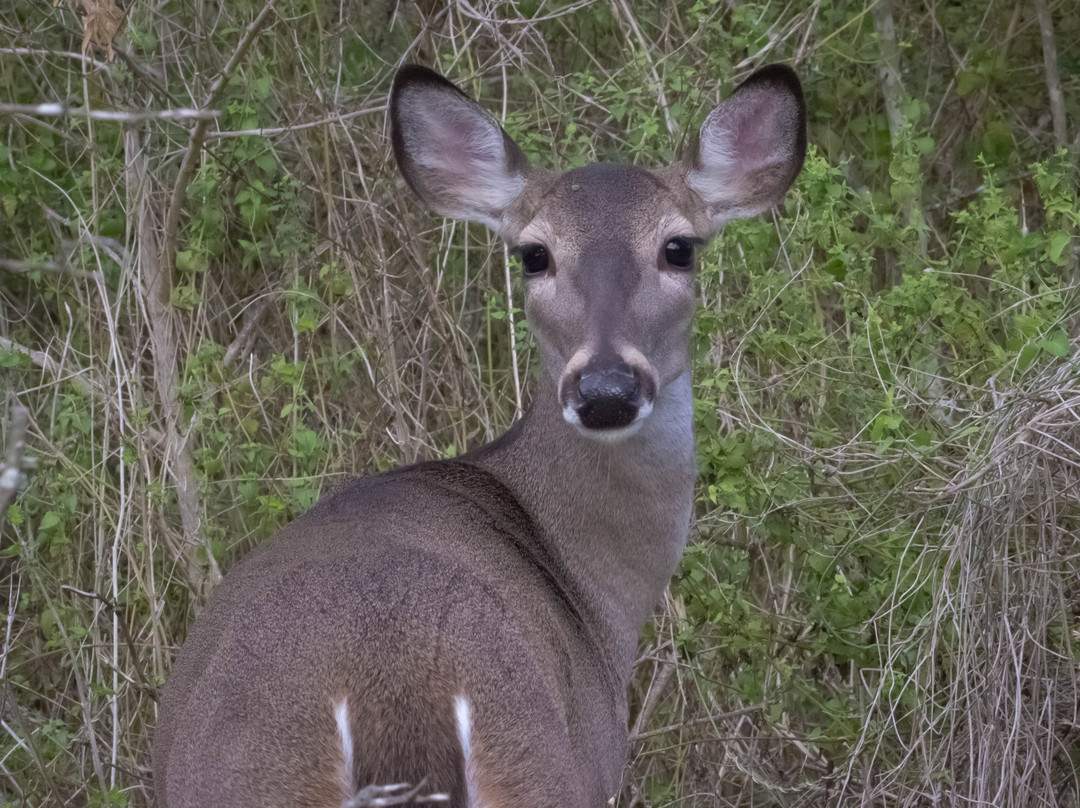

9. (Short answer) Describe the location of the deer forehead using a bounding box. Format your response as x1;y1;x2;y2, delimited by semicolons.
516;163;698;253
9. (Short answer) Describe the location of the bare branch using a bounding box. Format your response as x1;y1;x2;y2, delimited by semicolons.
160;0;279;282
1033;0;1068;148
223;297;274;368
125;130;220;595
0;335;164;444
0;103;218;122
0;404;30;524
0;46;110;69
871;0;905;144
0;335;95;398
0;257;103;280
872;0;928;256
206;105;386;139
60;586;157;700
342;780;449;807
120;0;278;599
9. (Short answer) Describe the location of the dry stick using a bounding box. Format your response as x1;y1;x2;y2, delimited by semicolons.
0;103;217;122
0;335;165;444
1032;0;1078;282
0;335;95;397
630;644;678;738
343;778;449;807
0;47;110;69
611;0;676;137
1033;0;1067;149
872;0;904;140
125;131;213;596
631;703;767;741
223;297;274;368
0;404;29;524
500;64;523;418
139;0;277;596
871;0;928;257
205;104;385;139
60;586;157;701
160;0;278;278
0;257;102;279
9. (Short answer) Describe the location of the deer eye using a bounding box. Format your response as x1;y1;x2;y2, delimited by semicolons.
518;244;550;276
664;237;695;270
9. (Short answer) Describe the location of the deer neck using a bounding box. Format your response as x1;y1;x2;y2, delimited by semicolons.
469;371;697;674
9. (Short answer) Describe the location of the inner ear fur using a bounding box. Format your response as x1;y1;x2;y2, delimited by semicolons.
684;64;807;226
390;65;530;235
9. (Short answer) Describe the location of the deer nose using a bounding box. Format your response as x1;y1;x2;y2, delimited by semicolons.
575;360;640;430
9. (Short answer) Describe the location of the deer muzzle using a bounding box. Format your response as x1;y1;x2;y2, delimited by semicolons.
560;354;657;437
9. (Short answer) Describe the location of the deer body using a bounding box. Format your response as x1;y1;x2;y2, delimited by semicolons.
154;64;805;808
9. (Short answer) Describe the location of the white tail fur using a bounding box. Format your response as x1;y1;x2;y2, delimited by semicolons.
454;695;479;808
335;699;355;798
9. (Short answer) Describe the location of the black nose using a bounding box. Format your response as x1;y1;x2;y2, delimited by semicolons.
576;361;639;430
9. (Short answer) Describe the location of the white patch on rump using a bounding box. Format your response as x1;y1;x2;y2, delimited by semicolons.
335;698;355;796
455;695;480;808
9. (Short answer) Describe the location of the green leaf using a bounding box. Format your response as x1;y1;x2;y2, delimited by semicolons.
1039;329;1071;358
255;153;277;174
1048;231;1071;265
956;69;984;96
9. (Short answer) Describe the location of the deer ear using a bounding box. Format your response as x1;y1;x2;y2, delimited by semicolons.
684;64;806;228
391;65;529;236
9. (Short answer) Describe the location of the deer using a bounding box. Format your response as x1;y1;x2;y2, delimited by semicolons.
152;62;806;808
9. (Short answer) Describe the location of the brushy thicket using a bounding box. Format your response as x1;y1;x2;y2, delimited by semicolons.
1;1;1079;806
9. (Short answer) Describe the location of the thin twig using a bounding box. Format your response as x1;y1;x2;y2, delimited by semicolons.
160;0;279;278
59;586;157;701
0;335;165;444
0;257;103;279
871;0;928;256
125;131;218;594
0;404;30;523
223;297;274;368
0;103;217;121
1033;0;1068;148
0;47;110;69
342;779;449;807
631;703;767;741
630;645;677;737
206;105;385;139
611;0;676;136
140;0;277;596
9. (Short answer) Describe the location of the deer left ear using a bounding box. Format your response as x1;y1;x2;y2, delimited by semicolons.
390;65;530;236
684;64;807;229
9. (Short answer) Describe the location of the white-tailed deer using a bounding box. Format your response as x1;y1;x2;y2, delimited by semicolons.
153;63;805;808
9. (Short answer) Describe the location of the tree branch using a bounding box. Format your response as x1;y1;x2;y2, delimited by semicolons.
0;404;29;525
872;0;928;257
125;130;220;596
125;0;277;597
1033;0;1068;149
0;335;164;443
0;103;217;122
160;0;278;284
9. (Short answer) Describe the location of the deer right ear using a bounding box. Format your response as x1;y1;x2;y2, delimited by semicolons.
391;66;529;236
684;64;807;230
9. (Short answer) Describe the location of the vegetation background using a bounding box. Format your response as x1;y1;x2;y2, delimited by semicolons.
1;0;1079;805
